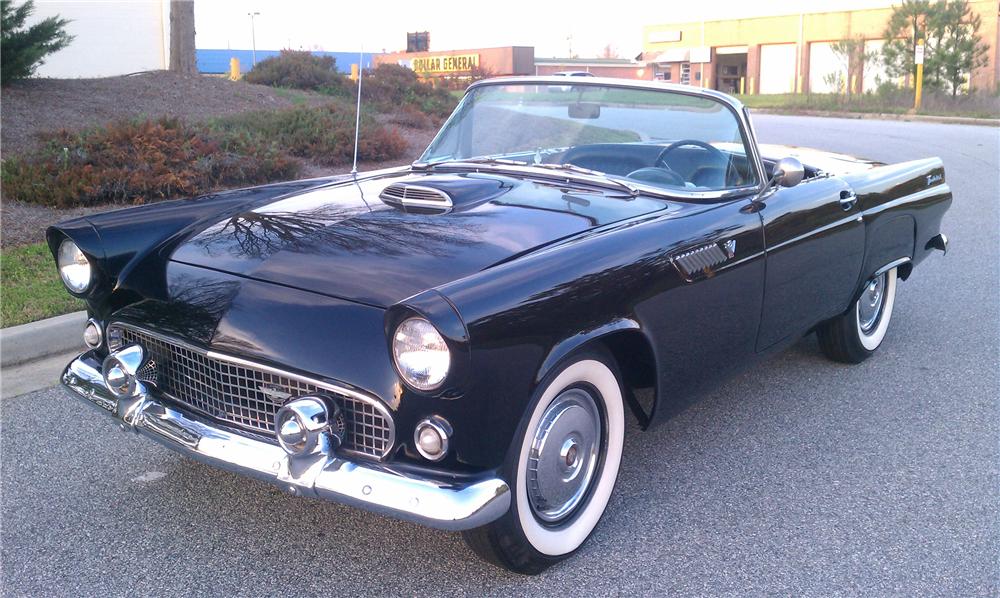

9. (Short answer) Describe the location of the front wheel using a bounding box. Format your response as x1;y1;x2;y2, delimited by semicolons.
817;267;898;363
462;350;626;574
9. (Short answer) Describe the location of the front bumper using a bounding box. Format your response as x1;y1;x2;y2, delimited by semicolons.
61;351;510;531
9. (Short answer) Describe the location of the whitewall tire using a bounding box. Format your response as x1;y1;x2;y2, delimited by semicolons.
818;267;899;363
463;349;626;574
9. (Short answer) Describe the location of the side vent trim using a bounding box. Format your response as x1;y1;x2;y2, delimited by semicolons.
380;183;453;211
670;241;735;282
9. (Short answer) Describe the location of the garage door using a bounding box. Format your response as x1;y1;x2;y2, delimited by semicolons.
809;41;845;93
759;44;796;94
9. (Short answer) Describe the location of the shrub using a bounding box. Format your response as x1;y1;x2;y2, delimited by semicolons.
1;0;74;86
361;64;457;119
1;118;298;207
211;104;408;165
385;105;434;129
245;49;350;93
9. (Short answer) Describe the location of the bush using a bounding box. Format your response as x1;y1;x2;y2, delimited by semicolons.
1;118;299;207
1;0;74;86
361;64;457;119
385;105;434;129
245;49;350;93
211;104;408;165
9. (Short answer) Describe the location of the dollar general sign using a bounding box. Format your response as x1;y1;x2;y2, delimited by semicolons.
412;54;480;73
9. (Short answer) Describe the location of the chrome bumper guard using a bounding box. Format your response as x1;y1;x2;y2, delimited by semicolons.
61;351;510;531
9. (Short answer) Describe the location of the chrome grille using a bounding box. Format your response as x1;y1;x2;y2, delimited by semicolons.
109;324;394;459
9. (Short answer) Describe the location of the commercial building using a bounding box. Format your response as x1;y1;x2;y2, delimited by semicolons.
376;46;536;78
534;57;653;79
20;0;171;78
643;1;999;94
375;46;651;81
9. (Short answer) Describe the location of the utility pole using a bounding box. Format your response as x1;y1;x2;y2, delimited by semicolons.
913;38;925;111
168;0;197;74
248;11;260;67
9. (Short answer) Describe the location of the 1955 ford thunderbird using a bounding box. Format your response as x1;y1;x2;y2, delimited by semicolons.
52;78;950;574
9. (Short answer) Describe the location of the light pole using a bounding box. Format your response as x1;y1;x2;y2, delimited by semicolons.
248;12;260;67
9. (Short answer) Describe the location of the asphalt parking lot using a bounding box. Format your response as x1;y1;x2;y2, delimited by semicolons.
2;115;997;596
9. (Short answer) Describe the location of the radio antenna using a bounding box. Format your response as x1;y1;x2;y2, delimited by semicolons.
351;45;364;177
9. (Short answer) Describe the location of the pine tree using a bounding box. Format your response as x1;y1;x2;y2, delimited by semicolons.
881;0;988;95
1;0;74;86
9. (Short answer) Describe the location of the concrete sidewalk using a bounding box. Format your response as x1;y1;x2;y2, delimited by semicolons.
1;310;86;398
753;108;1000;127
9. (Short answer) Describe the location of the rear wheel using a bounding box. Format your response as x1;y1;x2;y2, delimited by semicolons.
462;350;625;574
818;267;898;363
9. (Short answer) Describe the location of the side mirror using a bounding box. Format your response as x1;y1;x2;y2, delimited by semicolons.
773;157;804;188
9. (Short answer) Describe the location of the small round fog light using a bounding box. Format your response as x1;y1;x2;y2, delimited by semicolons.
414;416;451;462
101;344;147;398
83;319;102;349
274;396;338;457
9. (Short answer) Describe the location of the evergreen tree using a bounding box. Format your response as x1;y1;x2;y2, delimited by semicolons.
1;0;74;86
881;0;988;95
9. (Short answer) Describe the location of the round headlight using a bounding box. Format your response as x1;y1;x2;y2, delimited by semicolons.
57;239;92;294
392;317;450;391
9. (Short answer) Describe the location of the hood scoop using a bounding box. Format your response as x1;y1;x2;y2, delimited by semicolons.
380;182;453;212
379;174;509;214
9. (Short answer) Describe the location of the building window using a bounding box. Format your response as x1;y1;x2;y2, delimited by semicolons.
680;63;690;85
661;70;672;81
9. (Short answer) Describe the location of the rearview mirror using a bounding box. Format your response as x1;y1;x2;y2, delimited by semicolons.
773;157;804;188
568;102;601;119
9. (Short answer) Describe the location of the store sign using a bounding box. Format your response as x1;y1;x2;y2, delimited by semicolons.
412;54;479;73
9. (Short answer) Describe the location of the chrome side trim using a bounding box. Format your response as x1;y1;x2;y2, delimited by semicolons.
107;322;396;460
874;257;911;277
61;351;510;532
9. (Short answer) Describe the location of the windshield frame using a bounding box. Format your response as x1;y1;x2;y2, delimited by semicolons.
413;77;769;202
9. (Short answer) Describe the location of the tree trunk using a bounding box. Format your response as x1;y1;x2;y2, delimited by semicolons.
169;0;197;74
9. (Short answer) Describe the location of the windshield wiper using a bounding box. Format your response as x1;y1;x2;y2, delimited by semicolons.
421;158;639;197
423;157;526;167
530;162;640;197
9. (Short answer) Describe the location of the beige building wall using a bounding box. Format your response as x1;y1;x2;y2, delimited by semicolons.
644;1;999;94
26;1;171;78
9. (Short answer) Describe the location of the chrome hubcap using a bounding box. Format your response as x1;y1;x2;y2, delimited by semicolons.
527;388;602;523
858;273;886;333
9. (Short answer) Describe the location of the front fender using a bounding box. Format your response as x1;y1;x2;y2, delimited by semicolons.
535;318;641;384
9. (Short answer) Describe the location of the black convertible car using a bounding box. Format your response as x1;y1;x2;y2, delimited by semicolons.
53;78;951;574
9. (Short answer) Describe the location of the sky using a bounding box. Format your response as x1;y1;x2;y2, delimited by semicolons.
194;0;900;58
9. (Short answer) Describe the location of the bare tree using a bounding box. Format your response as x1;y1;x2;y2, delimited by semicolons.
169;0;196;74
600;43;619;59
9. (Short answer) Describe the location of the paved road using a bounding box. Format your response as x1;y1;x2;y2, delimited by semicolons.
2;116;997;596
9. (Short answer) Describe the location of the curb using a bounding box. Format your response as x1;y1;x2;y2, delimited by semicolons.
1;311;87;368
753;108;1000;127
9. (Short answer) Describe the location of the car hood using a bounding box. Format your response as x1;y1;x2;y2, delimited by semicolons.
170;171;669;307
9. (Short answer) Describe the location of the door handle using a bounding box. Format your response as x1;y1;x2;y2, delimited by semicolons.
839;190;858;211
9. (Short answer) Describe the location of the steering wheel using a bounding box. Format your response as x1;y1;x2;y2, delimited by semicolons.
625;166;686;187
654;139;727;171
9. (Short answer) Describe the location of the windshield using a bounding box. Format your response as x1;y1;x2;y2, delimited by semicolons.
420;82;760;193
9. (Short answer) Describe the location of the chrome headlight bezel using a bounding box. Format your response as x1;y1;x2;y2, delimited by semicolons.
391;317;451;392
56;239;93;295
